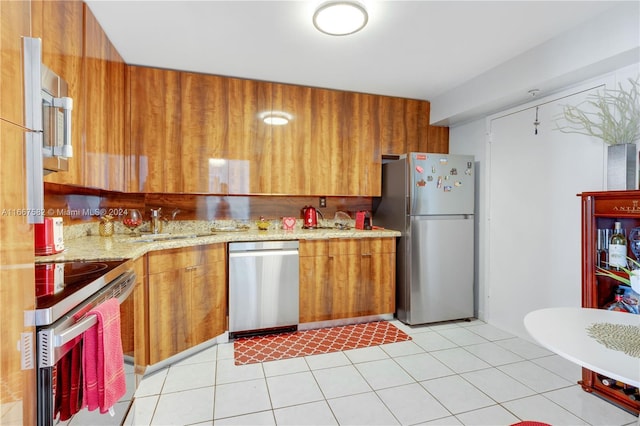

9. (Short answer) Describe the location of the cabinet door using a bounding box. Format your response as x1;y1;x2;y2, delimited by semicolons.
343;92;381;196
33;0;85;187
83;5;126;191
190;245;227;344
148;268;191;364
299;240;334;323
147;245;226;364
356;238;395;316
427;125;449;153
378;97;431;155
129;66;182;192
307;88;344;196
180;72;229;193
270;83;310;195
226;78;272;194
0;121;37;426
0;0;30;126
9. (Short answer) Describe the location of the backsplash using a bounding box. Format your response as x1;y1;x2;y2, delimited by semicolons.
45;183;373;230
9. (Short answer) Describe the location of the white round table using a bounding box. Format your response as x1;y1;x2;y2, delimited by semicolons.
524;307;640;388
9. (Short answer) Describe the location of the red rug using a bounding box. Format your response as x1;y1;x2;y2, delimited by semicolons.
234;321;411;365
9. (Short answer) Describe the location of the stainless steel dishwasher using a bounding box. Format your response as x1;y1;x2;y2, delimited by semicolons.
228;240;299;338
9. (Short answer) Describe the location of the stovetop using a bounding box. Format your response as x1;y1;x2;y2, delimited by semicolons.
34;259;133;326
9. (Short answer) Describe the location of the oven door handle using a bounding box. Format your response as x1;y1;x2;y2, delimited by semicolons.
55;312;99;348
55;272;136;348
38;271;136;368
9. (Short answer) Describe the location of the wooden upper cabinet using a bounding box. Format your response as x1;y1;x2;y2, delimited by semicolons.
83;5;126;191
376;96;449;155
307;87;346;196
180;72;229;193
127;65;447;195
427;125;450;153
270;83;311;195
226;78;272;194
0;0;31;126
343;91;381;196
33;0;85;187
129;66;182;193
378;97;431;155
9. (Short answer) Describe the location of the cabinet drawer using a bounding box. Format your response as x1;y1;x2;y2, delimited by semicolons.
299;239;329;257
299;237;396;257
148;244;224;273
360;238;396;254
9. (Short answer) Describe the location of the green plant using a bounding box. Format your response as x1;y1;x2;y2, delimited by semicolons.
555;77;640;145
595;256;640;286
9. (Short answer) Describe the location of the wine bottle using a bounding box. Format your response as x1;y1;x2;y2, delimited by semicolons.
605;286;633;312
609;222;627;271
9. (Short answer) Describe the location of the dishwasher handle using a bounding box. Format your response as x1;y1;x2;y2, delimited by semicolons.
229;249;299;258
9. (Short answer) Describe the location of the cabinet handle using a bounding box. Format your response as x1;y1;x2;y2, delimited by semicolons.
362;253;372;257
185;266;197;271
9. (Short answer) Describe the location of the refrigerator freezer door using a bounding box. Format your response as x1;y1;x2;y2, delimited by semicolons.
410;153;474;215
406;215;474;324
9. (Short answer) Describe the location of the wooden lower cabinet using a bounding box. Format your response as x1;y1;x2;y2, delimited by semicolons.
145;244;226;365
299;238;396;323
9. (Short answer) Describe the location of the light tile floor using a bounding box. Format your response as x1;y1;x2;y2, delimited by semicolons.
65;319;639;426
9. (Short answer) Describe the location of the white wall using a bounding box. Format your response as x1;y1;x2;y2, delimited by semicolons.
448;120;487;320
450;64;639;340
432;1;640;127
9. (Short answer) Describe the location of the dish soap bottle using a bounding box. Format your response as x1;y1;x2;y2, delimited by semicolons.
609;221;627;271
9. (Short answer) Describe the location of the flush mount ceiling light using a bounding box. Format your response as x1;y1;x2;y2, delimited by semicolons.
313;1;368;36
259;111;292;125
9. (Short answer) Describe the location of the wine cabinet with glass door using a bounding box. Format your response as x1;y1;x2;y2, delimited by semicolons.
580;191;640;414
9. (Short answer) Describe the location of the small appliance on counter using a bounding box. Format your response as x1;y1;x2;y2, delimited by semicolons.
34;217;64;256
301;205;323;229
355;211;372;230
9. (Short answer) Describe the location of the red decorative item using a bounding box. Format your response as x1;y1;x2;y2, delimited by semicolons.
282;217;296;231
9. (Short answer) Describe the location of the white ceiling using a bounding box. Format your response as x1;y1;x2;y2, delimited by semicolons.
85;1;626;102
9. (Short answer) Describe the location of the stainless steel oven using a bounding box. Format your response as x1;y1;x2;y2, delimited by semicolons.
30;259;136;426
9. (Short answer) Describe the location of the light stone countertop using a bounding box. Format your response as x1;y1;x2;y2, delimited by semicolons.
35;225;401;263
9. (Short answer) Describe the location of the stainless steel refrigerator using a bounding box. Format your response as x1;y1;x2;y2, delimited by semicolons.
374;153;475;325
